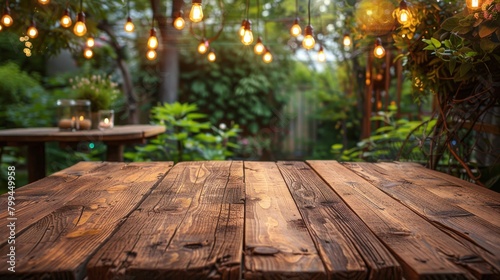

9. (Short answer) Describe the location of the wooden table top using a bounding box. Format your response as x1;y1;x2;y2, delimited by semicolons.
0;125;166;144
1;161;499;279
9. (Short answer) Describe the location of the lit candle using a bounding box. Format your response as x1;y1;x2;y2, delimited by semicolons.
98;117;113;130
472;0;479;8
77;116;92;130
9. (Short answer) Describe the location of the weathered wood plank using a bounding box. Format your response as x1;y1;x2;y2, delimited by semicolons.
277;161;402;279
347;161;500;274
87;161;244;280
308;160;489;279
244;161;326;280
0;161;172;280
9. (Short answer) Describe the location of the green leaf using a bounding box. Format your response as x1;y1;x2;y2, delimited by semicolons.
441;17;460;31
459;63;472;77
430;38;442;48
479;24;498;38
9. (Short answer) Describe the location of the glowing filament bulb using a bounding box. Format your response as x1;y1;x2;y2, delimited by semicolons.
146;49;157;60
290;18;301;37
467;0;481;9
396;0;411;24
373;38;386;58
317;46;326;62
302;25;315;50
198;40;208;54
124;17;135;32
38;0;50;5
241;20;253;45
83;47;93;59
239;19;247;37
263;48;272;63
207;50;216;62
147;29;159;49
73;12;87;37
173;16;185;30
189;1;203;23
1;7;13;27
86;37;94;47
343;34;351;47
60;9;72;28
254;37;265;55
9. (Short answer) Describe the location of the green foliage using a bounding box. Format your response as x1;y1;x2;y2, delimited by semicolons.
70;74;121;112
332;108;436;162
125;102;240;162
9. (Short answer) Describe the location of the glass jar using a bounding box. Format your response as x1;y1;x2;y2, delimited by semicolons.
56;99;75;131
74;100;92;130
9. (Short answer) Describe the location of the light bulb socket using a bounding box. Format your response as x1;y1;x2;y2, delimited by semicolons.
192;0;201;4
319;45;324;52
256;36;262;44
375;37;382;47
399;0;408;10
150;28;156;36
3;6;11;16
173;11;183;18
127;16;133;23
244;19;252;31
304;25;314;36
293;17;300;25
77;12;85;23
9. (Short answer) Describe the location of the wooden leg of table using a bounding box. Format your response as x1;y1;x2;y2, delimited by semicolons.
27;143;46;182
106;145;124;161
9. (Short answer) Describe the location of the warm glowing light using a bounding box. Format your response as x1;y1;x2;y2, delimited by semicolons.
38;0;50;4
60;9;72;28
173;16;185;30
207;50;216;62
343;34;351;46
302;25;315;50
86;37;94;47
239;19;247;37
466;0;481;9
290;18;301;37
146;49;157;60
73;12;87;36
189;1;203;23
147;29;159;49
263;47;272;63
197;40;208;54
241;20;253;45
373;38;386;58
1;7;13;27
317;46;326;62
124;17;135;32
254;37;265;55
83;47;93;59
27;23;38;39
396;0;411;24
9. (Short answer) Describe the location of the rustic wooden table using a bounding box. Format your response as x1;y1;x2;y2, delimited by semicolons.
1;161;499;279
0;125;165;182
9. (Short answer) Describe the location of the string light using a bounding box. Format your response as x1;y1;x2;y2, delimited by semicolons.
27;19;38;39
147;28;158;49
254;37;265;55
343;33;351;47
189;0;203;22
290;0;301;37
60;8;72;28
207;49;216;62
86;36;94;47
238;19;247;37
172;11;185;30
1;1;13;27
396;0;411;25
38;0;50;5
466;0;481;9
83;47;93;59
241;20;253;45
317;45;326;62
263;47;272;63
302;0;315;50
373;38;386;58
124;0;135;32
197;39;208;54
146;49;157;60
73;0;87;37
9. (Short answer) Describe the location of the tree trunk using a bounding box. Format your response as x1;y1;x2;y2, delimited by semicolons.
151;0;183;104
97;20;139;124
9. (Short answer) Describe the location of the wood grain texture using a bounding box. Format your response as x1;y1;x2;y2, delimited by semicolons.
277;161;402;280
0;161;172;280
244;161;326;280
308;160;488;279
346;161;500;274
87;161;244;280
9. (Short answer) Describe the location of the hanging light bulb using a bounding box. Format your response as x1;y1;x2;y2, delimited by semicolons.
262;47;273;63
146;49;157;60
38;0;50;4
147;28;159;49
189;0;203;23
466;0;481;9
254;37;265;55
83;47;93;59
86;36;94;47
290;18;301;37
241;20;253;45
207;49;216;62
317;45;326;62
60;8;72;28
27;20;38;39
1;2;13;27
124;17;135;32
343;33;352;47
396;0;411;25
302;25;315;50
73;12;87;36
197;39;208;54
373;38;386;58
172;11;185;30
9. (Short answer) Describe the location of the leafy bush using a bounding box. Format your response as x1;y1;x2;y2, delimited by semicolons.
125;102;240;162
